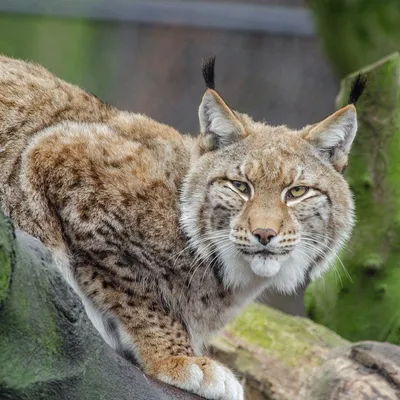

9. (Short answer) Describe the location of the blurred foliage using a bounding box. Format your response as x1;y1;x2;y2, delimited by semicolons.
0;13;119;101
307;0;400;76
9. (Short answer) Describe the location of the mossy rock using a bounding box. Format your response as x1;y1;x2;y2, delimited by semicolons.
0;210;199;400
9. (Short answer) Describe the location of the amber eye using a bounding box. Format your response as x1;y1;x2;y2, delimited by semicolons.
231;181;250;195
287;186;308;199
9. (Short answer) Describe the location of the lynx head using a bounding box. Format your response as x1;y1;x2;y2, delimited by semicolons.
180;57;366;293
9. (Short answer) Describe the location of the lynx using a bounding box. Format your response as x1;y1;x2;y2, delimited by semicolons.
0;56;364;399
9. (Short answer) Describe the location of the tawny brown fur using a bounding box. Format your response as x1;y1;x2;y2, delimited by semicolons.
0;56;359;399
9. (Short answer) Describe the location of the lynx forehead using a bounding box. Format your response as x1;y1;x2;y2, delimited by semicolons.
0;55;365;400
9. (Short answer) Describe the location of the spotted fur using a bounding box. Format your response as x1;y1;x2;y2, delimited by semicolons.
0;56;360;400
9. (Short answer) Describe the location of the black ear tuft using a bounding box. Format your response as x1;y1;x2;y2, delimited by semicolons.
348;74;367;105
202;56;216;90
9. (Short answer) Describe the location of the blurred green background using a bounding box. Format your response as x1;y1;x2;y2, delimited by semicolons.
0;15;121;103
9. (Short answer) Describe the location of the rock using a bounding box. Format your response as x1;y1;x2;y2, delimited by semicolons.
0;212;200;400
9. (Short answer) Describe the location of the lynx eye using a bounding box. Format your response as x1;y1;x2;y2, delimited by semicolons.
231;181;250;195
287;186;308;199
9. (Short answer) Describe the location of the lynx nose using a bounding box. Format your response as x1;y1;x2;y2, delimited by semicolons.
252;228;277;245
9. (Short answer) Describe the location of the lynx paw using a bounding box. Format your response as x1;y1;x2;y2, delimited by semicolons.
151;356;243;400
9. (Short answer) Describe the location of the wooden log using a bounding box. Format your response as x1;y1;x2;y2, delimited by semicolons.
210;304;400;399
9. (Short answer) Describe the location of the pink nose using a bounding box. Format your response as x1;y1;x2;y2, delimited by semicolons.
252;228;277;245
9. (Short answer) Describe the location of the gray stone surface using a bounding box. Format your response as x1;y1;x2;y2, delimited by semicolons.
0;214;199;400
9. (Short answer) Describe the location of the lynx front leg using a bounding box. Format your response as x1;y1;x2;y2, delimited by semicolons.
147;355;243;400
76;268;243;400
122;309;243;400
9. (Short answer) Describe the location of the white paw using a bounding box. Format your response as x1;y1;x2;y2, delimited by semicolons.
154;356;244;400
196;361;243;400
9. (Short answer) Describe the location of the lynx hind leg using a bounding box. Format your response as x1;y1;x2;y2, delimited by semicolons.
75;266;243;400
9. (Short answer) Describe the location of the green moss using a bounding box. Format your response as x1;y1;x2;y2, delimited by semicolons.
225;303;347;367
0;221;61;388
0;218;12;303
0;247;11;303
305;54;400;345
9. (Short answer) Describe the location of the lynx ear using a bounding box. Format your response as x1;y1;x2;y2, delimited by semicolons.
198;89;245;152
304;105;357;172
197;56;245;153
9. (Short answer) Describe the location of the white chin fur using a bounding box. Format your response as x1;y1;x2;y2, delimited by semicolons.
250;256;281;277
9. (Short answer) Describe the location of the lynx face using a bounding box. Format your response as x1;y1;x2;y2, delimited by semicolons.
181;78;358;293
